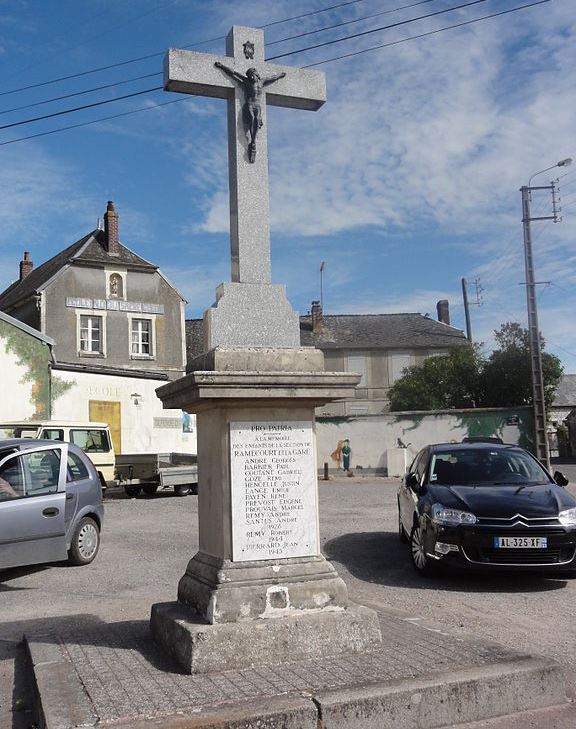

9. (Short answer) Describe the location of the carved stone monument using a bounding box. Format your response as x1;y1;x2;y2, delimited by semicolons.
150;25;381;674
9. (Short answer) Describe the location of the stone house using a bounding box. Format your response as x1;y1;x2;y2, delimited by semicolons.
186;300;469;415
0;202;195;454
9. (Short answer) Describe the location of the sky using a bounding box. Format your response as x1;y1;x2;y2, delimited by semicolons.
0;0;574;371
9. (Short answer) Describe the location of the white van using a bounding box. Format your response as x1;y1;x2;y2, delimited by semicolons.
0;421;115;489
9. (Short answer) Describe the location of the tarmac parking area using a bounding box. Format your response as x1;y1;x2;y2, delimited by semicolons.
1;473;576;726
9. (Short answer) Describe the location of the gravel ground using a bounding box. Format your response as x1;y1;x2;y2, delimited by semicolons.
1;466;575;717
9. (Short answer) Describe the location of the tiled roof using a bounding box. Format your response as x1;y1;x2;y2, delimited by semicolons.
0;230;156;311
300;313;467;349
553;374;576;407
185;313;467;368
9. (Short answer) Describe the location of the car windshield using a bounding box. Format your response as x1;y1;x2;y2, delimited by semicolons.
429;448;551;486
0;425;40;439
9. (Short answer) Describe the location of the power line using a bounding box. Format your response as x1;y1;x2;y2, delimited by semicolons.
0;87;162;131
0;97;189;148
267;0;493;61
301;0;550;67
0;0;436;117
0;1;552;148
0;0;373;99
267;0;438;47
0;73;159;117
0;0;500;133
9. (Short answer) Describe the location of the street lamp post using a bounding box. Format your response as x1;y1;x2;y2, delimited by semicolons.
521;158;572;470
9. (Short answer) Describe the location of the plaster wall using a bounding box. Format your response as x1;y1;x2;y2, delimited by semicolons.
51;369;197;454
0;340;39;420
45;265;185;378
316;407;534;474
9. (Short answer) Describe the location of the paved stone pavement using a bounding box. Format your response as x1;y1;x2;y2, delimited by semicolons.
28;608;522;725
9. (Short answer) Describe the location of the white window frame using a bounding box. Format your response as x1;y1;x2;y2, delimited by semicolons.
347;352;369;387
129;315;155;359
389;352;413;385
76;312;106;357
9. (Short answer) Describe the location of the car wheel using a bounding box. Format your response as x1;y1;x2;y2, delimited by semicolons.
124;485;142;497
68;517;100;566
410;521;436;576
398;505;408;543
142;483;158;496
174;484;191;497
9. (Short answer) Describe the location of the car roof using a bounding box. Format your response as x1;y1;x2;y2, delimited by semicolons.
0;421;109;428
0;438;77;452
428;442;523;452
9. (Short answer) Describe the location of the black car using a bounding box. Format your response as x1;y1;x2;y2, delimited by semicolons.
397;442;576;575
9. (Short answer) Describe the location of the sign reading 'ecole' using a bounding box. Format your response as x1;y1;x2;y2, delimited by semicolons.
230;421;318;562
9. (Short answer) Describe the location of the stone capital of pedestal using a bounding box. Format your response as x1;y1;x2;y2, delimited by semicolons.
156;368;361;413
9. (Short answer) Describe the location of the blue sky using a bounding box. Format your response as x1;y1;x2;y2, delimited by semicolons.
0;0;574;370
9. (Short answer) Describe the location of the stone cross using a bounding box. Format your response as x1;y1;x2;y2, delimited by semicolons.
164;26;326;285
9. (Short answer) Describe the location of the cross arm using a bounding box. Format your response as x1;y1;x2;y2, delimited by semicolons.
164;49;237;99
164;48;326;111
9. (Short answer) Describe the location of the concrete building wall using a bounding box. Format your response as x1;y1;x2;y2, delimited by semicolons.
51;369;197;455
315;407;534;475
0;320;51;420
44;265;185;378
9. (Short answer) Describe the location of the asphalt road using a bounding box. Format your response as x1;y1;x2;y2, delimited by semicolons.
1;467;576;714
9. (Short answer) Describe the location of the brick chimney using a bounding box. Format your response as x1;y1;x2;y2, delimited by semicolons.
19;251;33;281
104;201;120;256
311;300;323;334
436;299;450;325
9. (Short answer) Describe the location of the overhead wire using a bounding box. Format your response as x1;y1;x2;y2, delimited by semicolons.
0;0;374;99
0;0;550;147
0;1;549;138
301;0;550;67
267;0;494;61
0;0;435;115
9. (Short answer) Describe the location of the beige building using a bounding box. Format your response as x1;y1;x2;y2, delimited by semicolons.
186;300;469;416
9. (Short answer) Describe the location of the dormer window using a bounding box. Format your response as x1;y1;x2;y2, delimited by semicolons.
109;273;123;298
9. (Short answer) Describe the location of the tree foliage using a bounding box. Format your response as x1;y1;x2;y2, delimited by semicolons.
389;322;563;414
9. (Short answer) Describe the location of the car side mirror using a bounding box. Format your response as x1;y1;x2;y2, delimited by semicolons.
553;471;569;487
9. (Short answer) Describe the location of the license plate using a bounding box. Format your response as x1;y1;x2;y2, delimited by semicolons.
494;536;547;548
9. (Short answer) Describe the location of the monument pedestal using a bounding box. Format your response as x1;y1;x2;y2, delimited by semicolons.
151;348;382;673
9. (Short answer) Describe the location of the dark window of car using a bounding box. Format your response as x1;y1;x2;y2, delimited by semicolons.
41;429;64;441
70;429;110;453
0;449;61;500
67;452;90;482
429;447;550;485
415;449;429;484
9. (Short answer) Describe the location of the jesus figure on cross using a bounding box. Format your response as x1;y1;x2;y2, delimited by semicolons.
215;62;286;162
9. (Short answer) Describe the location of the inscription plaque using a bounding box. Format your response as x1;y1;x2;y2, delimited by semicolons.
230;421;318;562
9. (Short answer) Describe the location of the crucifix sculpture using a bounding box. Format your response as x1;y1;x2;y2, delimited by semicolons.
164;26;326;285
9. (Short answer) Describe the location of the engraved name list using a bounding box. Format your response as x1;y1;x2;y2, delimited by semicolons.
230;421;319;562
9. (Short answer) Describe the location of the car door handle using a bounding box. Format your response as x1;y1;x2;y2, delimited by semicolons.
42;507;60;517
66;493;74;500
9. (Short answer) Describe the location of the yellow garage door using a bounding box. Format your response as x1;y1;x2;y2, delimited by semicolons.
89;400;122;454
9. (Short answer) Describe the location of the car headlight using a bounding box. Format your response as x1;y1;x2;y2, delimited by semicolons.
558;508;576;526
431;503;477;526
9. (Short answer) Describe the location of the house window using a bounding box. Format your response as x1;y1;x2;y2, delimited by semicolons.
131;319;153;356
347;354;368;386
80;315;102;354
389;352;412;384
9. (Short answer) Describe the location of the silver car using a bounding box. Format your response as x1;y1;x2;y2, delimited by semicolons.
0;439;104;570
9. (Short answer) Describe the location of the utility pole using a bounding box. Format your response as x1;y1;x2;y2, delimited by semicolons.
319;260;325;311
520;160;570;470
461;278;472;341
461;277;481;342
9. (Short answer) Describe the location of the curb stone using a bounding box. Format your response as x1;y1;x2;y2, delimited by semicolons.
25;633;567;729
